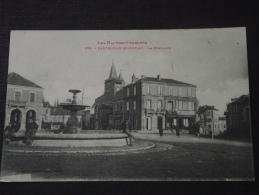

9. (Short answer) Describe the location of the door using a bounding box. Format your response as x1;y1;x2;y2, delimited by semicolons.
146;117;152;130
158;116;163;129
10;109;22;128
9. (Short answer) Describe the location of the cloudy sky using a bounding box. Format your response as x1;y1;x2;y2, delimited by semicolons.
8;28;249;115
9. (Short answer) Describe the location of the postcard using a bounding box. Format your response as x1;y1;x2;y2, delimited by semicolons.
1;28;254;181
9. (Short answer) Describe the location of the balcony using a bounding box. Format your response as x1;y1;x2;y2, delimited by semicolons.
145;108;155;114
8;100;28;108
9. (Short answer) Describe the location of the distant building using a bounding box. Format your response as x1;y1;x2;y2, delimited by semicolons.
197;105;221;136
224;95;251;138
94;63;199;131
49;106;83;129
5;72;44;130
218;117;226;134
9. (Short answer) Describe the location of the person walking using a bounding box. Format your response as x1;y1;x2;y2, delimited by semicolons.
124;119;134;146
24;118;39;147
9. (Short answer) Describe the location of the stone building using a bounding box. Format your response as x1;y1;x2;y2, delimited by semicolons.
5;72;44;130
94;63;198;131
93;62;125;130
120;74;198;131
224;95;251;138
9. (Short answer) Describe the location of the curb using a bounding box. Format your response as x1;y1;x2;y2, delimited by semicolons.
2;142;156;155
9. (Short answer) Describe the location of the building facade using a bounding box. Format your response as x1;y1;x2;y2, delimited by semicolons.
121;75;198;131
93;62;125;130
5;72;44;130
224;95;251;138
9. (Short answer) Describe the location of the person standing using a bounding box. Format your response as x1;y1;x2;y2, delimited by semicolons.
24;118;39;147
3;122;15;144
176;126;180;138
125;119;134;146
159;128;163;138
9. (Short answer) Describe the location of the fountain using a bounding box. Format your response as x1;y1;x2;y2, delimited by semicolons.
59;89;89;134
10;89;129;147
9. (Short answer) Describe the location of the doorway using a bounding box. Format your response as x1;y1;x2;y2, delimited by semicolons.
10;109;22;127
26;110;36;123
157;116;163;130
146;117;152;130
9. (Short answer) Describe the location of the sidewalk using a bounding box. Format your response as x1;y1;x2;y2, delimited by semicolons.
133;130;253;147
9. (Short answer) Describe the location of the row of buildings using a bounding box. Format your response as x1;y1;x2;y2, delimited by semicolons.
4;65;252;138
93;63;198;131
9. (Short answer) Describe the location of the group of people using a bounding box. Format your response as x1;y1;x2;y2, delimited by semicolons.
159;125;180;138
4;118;39;147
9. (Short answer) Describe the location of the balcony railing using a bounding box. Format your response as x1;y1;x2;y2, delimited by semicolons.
8;100;27;107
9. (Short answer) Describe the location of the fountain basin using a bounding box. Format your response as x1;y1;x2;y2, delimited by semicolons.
11;133;129;147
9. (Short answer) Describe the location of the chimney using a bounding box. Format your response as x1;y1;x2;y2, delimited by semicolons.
157;75;161;80
141;75;146;79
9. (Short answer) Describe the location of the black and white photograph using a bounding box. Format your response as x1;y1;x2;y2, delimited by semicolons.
0;28;254;181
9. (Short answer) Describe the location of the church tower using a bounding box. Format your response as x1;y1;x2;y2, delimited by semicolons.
104;62;125;94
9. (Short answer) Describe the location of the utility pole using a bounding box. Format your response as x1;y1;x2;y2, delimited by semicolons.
211;110;214;139
82;87;85;105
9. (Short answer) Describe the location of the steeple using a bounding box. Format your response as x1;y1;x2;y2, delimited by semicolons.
118;71;124;80
109;61;117;79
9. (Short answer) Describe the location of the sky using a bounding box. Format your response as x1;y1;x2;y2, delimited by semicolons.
8;28;249;115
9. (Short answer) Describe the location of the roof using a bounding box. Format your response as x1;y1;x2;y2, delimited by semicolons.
106;63;124;82
229;95;249;104
8;72;43;89
140;77;196;87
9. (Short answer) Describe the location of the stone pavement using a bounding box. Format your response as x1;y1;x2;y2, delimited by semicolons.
133;130;253;147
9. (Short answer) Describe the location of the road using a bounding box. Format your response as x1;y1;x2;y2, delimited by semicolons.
0;131;255;181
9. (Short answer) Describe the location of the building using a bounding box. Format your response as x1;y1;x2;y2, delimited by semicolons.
197;105;220;136
218;117;226;134
224;95;251;138
5;72;44;130
95;63;198;131
93;62;125;130
49;106;84;129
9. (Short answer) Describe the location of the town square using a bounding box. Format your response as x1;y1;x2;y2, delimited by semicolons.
1;29;254;181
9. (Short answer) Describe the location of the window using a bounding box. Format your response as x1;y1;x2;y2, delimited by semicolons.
157;100;162;111
191;88;196;97
134;86;136;96
127;88;129;97
126;102;129;110
158;86;162;95
183;119;189;127
147;100;151;109
178;101;182;110
134;101;136;110
15;91;21;101
168;101;173;111
173;87;178;96
183;101;188;110
147;84;150;94
169;87;172;96
114;104;117;111
46;110;48;114
182;88;187;97
188;88;192;97
178;88;182;96
30;92;35;102
188;101;193;110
